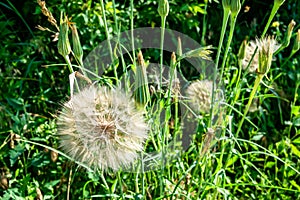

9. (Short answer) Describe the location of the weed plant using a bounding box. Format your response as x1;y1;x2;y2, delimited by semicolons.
0;0;300;199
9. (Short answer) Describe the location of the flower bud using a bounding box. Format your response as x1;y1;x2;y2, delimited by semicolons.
238;39;247;61
58;13;71;58
257;36;279;75
158;0;169;18
274;0;285;7
292;29;300;54
222;0;231;10
134;51;150;106
281;20;296;50
230;0;241;16
71;24;83;65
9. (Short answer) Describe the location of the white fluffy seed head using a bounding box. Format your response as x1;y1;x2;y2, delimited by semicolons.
241;40;259;72
57;86;148;171
186;80;213;114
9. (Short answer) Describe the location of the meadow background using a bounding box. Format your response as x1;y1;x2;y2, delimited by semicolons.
0;0;300;199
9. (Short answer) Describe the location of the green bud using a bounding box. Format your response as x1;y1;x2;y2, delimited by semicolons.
282;20;296;48
158;0;169;18
222;0;231;10
134;51;150;106
238;39;247;60
257;36;278;75
176;37;182;57
274;0;285;7
292;29;300;54
238;39;247;67
58;13;71;58
230;0;241;16
71;24;83;65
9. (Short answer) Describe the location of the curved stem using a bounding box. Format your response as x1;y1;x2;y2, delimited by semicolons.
159;16;167;91
209;8;230;127
261;1;283;37
219;14;238;83
235;74;264;137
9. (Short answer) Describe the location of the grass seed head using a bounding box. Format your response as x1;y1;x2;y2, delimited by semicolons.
57;86;149;171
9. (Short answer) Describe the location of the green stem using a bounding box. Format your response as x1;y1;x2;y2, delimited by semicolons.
200;3;208;46
99;0;117;81
130;0;136;65
209;8;230;127
159;16;166;91
235;74;264;137
117;171;124;199
261;1;284;37
64;55;80;92
219;13;239;83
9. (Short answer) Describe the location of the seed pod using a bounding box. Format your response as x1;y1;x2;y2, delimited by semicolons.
158;0;169;18
58;13;71;58
71;24;83;65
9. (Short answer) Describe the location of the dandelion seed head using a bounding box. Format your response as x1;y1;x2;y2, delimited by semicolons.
57;86;148;171
186;80;213;114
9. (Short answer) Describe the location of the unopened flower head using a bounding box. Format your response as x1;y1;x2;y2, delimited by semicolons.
241;36;280;73
256;36;280;74
186;80;214;114
57;86;148;171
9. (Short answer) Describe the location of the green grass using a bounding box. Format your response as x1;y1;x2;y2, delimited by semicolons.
1;0;300;199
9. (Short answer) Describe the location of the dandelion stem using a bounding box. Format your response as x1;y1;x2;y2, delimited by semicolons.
219;11;239;83
209;6;230;127
159;17;166;92
236;74;264;136
99;0;117;81
261;0;285;38
130;0;136;65
64;55;80;92
117;171;124;199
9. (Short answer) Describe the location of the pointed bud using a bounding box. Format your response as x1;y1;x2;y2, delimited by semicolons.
58;13;71;58
171;52;176;68
176;37;182;57
274;0;285;7
281;20;296;50
230;0;241;16
158;0;169;18
257;36;279;74
238;39;247;60
134;51;150;106
71;24;83;65
222;0;231;11
292;29;300;54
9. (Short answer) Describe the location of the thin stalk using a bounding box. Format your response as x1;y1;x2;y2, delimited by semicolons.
117;171;124;199
235;74;264;136
99;0;117;80
261;0;285;37
200;3;208;46
64;55;80;92
219;12;239;83
209;7;230;127
130;0;136;65
159;16;167;91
